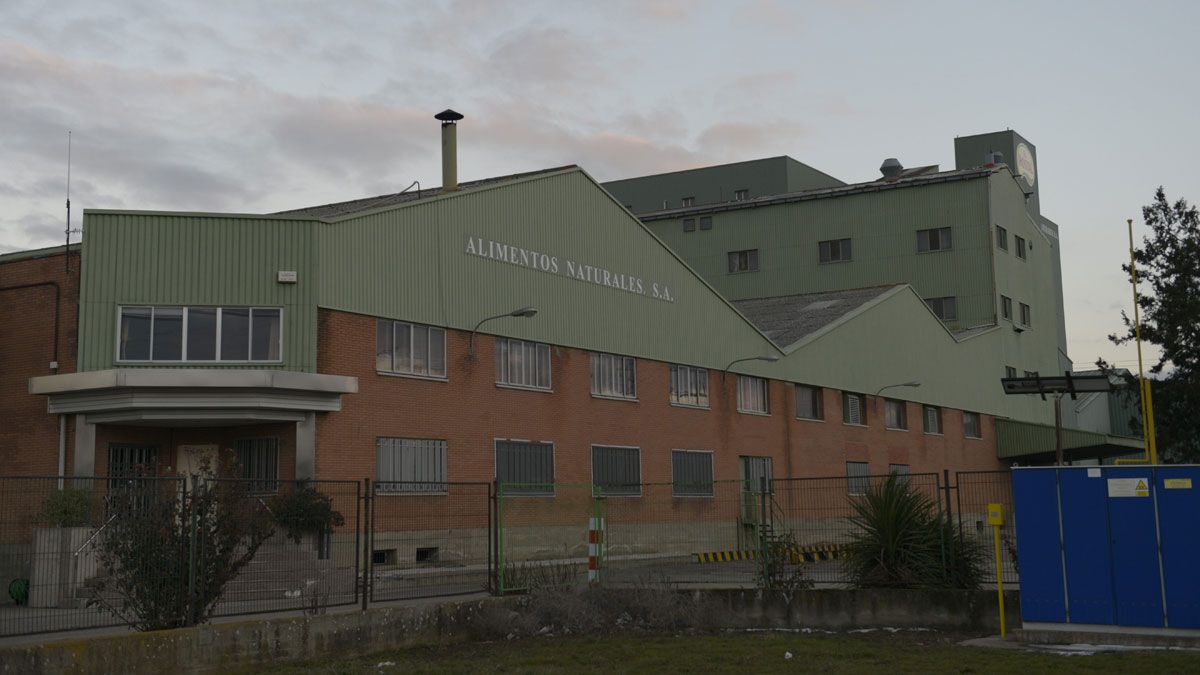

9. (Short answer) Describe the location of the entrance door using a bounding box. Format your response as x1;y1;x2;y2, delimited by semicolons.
177;444;218;491
739;456;773;524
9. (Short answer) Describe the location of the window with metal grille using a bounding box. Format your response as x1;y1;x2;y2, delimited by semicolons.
235;438;279;492
672;450;714;497
842;392;866;425
591;353;637;399
996;226;1009;251
727;249;759;273
963;412;982;439
917;227;953;252
495;338;552;389
669;364;709;408
1001;295;1013;320
885;399;907;430
818;238;852;263
846;461;870;496
1020;302;1032;326
925;296;958;321
923;406;942;435
683;218;696;232
736;375;769;414
592;446;641;496
376;319;447;378
734;189;749;201
376;438;447;493
1015;235;1027;259
496;440;554;495
108;444;160;479
699;216;713;230
119;306;281;362
795;384;823;420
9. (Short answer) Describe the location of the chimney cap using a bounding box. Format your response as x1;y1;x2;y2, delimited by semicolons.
879;157;903;178
435;109;464;122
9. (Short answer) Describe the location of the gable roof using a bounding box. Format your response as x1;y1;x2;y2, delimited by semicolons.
733;285;905;350
275;165;577;219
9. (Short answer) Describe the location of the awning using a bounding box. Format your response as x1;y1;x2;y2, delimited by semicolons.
996;418;1144;462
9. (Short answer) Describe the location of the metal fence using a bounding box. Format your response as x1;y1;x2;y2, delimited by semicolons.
955;470;1019;586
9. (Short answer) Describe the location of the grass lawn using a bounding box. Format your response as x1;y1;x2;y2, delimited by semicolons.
258;631;1199;674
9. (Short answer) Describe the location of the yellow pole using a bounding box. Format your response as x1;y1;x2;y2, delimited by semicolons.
988;503;1006;638
1117;218;1158;464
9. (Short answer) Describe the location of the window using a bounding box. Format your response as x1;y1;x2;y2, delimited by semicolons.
818;238;852;263
846;461;870;496
683;218;696;232
734;189;749;201
119;306;281;362
842;392;866;425
672;450;714;496
925;296;958;321
591;353;637;399
963;412;982;439
996;226;1009;251
1005;366;1017;379
1001;295;1013;320
1015;235;1027;259
888;464;910;484
670;364;709;408
376;319;446;378
235;438;279;492
917;227;953;252
592;446;641;496
795;385;823;420
108;444;159;479
727;249;760;273
923;405;942;434
1024;370;1039;378
699;216;713;230
885;399;907;430
495;338;552;389
681;196;695;207
1020;302;1031;326
376;438;447;493
737;375;769;414
495;440;554;495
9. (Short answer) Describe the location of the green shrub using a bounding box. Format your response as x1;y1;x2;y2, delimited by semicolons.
268;484;345;544
843;475;984;589
34;488;91;527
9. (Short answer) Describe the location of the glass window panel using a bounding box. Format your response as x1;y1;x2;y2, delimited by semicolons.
429;328;446;377
187;308;218;361
395;322;412;373
220;308;250;360
119;307;152;360
151;307;183;361
495;339;508;382
376;320;393;371
250;308;281;361
412;324;429;375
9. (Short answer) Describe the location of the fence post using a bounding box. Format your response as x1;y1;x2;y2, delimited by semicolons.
758;475;768;589
186;479;199;627
353;479;362;607
941;469;955;574
496;481;506;595
487;480;497;595
361;478;371;612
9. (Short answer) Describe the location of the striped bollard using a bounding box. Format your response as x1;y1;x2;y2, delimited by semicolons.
587;516;604;585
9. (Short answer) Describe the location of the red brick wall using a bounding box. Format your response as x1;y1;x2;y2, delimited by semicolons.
0;249;79;476
315;309;1004;485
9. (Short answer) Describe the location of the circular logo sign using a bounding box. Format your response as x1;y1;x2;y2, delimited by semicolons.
1015;143;1035;187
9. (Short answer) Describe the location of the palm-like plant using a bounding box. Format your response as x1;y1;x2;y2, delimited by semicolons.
843;475;984;589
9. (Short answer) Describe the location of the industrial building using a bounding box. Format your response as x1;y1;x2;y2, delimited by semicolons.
1;114;1142;495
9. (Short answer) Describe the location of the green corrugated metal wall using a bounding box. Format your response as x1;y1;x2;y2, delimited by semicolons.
78;212;319;371
995;418;1143;460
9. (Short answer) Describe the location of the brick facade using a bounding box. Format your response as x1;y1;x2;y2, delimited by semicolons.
315;308;1004;486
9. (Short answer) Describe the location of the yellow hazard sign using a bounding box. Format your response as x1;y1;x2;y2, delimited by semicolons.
1164;478;1193;489
1107;477;1150;497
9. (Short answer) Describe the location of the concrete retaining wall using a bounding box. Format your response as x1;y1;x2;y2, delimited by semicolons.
0;589;1021;674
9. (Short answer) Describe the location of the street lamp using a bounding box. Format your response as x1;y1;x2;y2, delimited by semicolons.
721;355;780;380
469;306;538;357
874;381;921;420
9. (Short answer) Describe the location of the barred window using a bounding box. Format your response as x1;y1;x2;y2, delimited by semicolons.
846;461;870;496
842;392;866;425
591;353;637;399
683;218;696;232
885;399;907;430
923;405;943;434
495;339;552;389
376;319;446;378
496;440;554;495
376;438;448;493
235;438;279;492
964;412;982;439
672;450;714;497
592;446;641;496
917;227;953;252
699;216;713;230
737;375;769;414
669;364;709;407
795;385;823;420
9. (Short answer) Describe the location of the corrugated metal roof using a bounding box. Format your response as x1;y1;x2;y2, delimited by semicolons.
275;165;577;219
639;165;1000;221
733;285;904;349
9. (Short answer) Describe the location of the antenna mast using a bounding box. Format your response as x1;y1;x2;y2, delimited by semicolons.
64;131;72;273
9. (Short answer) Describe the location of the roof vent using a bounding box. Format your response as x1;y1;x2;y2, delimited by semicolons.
435;109;463;192
879;158;903;179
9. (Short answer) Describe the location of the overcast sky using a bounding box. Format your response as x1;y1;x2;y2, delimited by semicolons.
2;0;1195;370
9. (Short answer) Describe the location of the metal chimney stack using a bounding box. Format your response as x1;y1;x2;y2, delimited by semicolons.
435;109;464;192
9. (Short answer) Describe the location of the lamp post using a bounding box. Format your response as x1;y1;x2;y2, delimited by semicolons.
721;355;780;381
469;306;538;357
874;381;921;424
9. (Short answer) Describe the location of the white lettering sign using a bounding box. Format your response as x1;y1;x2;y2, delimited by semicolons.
464;235;675;303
